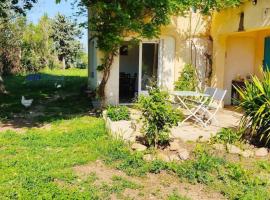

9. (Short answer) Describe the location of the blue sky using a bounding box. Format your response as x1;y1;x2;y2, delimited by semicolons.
27;0;88;50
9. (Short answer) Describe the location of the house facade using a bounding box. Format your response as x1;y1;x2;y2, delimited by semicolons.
88;0;270;105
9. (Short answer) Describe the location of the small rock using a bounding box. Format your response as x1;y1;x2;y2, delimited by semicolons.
131;143;147;152
255;148;268;157
227;144;242;154
213;143;225;151
157;152;170;162
169;140;180;151
240;150;254;158
178;148;189;160
169;154;180;162
143;154;154;162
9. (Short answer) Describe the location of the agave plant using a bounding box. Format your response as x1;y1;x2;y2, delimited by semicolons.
236;71;270;145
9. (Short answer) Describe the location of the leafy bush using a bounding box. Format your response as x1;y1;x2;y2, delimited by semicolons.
211;128;243;144
107;106;130;121
236;71;270;145
137;85;182;147
175;64;198;91
21;48;45;72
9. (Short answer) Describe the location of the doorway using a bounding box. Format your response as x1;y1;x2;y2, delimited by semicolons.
119;42;160;103
119;42;139;103
139;43;159;93
224;36;255;105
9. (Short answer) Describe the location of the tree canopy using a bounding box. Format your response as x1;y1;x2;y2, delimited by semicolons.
51;14;82;69
0;0;38;93
0;0;37;18
84;0;241;54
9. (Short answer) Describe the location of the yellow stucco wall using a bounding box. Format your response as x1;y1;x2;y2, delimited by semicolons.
89;12;210;105
160;13;210;85
89;1;270;105
211;0;270;104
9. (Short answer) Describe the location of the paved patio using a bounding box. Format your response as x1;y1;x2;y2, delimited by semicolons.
171;108;243;142
104;107;243;143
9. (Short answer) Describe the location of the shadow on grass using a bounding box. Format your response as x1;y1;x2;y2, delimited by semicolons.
0;71;93;129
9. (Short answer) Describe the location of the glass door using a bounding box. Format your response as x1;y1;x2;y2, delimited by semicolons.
138;42;159;94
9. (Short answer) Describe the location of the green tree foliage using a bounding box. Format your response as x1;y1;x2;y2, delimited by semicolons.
187;0;241;14
21;15;53;72
0;10;86;93
0;17;26;75
76;49;88;69
50;14;82;69
0;0;37;93
0;0;37;18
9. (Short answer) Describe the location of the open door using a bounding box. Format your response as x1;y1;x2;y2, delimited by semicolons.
119;43;139;103
138;42;159;95
118;41;161;103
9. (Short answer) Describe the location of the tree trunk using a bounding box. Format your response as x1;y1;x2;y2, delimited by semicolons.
62;57;66;70
97;52;115;107
0;75;7;94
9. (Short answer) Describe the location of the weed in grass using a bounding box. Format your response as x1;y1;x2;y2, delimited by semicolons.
168;191;191;200
256;160;270;173
167;146;224;184
211;128;243;145
213;161;270;199
110;175;142;193
116;153;149;176
98;176;142;199
148;159;168;174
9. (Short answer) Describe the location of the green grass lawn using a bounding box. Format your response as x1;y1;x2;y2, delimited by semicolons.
0;117;109;199
1;115;269;199
0;69;270;200
0;68;91;124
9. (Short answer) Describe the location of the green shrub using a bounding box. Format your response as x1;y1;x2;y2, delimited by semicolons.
107;106;130;121
211;128;243;144
236;71;270;145
137;85;182;147
175;64;198;91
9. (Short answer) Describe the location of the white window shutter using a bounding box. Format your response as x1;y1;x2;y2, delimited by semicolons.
160;36;175;90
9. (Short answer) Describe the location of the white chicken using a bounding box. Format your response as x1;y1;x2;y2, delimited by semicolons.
54;82;62;89
21;96;33;108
